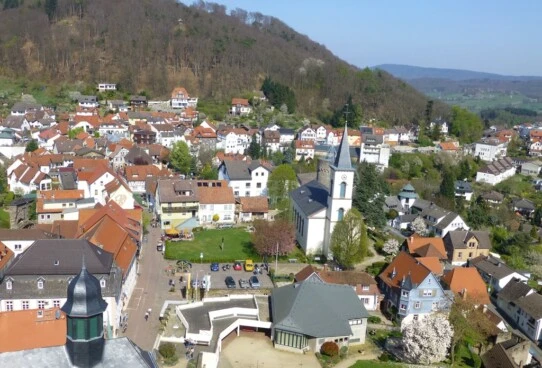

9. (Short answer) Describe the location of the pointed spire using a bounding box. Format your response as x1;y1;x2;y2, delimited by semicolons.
333;123;353;170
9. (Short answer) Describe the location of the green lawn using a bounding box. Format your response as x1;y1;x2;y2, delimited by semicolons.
349;361;406;368
0;208;10;229
164;228;257;263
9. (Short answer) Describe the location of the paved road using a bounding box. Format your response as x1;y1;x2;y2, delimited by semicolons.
124;224;179;350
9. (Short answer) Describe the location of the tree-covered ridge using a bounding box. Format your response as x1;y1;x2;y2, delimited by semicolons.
0;0;448;122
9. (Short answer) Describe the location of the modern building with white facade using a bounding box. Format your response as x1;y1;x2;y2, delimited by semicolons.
474;139;508;162
476;157;516;185
359;134;390;169
218;160;271;197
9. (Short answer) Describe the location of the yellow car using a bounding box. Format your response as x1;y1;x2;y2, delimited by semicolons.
245;259;254;272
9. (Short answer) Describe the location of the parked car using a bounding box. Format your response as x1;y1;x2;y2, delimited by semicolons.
233;262;243;271
239;279;249;289
210;262;220;272
249;276;260;288
245;259;254;272
191;278;207;289
225;276;236;288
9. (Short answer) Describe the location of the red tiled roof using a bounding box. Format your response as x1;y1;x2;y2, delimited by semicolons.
442;267;490;305
379;252;431;289
239;196;269;213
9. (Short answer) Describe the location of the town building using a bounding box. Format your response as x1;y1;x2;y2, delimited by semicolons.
97;83;117;92
441;267;490;305
474;139;508;162
230;98;252;116
359;134;390;169
170;87;198;109
218;160;271;197
443;230;491;266
476;157;516;186
469;255;529;292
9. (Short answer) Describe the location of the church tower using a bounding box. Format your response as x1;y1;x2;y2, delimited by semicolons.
323;123;355;256
61;258;108;368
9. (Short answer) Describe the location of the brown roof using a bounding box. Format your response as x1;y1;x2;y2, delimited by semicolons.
171;87;190;99
404;234;447;259
125;165;169;181
239;196;269;213
198;184;235;205
416;257;443;275
439;141;459;151
295;265;319;282
39;189;84;200
379;252;431;289
441;267;490;305
295;140;315;149
295;265;380;296
72;158;110;170
232;98;249;106
36;220;79;239
0;308;66;353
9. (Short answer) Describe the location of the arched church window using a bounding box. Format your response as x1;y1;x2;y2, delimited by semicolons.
337;208;344;221
339;182;347;198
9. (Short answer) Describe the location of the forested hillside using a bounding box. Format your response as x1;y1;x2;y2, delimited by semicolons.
0;0;448;122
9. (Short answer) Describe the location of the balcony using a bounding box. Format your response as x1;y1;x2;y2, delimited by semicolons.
162;206;198;214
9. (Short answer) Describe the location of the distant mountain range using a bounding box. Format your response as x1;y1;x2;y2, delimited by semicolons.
374;64;542;82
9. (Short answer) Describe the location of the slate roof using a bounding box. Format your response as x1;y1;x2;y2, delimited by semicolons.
515;292;542;319
271;281;369;338
124;146;153;165
5;239;113;276
333;124;353;170
497;278;532;303
58;171;77;190
0;337;157;367
221;159;270;181
61;262;108;318
443;230;491;251
290;180;329;217
478;157;515;175
454;180;472;193
513;198;535;211
482;343;520;368
469;255;518;281
481;191;504;202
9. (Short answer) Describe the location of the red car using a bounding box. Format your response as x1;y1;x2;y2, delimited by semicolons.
233;262;243;271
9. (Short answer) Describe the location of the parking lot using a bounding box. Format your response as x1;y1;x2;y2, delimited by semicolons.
183;262;274;290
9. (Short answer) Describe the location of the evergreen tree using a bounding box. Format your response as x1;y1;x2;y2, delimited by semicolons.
352;161;390;228
45;0;57;21
247;139;261;159
439;168;456;199
25;140;38;152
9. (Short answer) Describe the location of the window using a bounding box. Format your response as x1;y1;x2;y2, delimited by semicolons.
423;289;433;297
337;208;344;221
37;280;44;289
469;252;473;258
458;252;463;259
234;191;239;196
401;290;409;297
414;301;421;309
362;285;369;291
22;301;29;310
339;181;347;198
468;241;476;248
38;300;46;309
94;190;98;195
62;203;66;207
41;214;45;219
257;183;262;188
100;279;106;288
14;244;21;250
245;183;250;188
363;298;370;305
413;314;419;321
6;280;12;290
5;301;13;311
245;191;250;196
53;300;61;308
46;215;50;219
400;304;407;311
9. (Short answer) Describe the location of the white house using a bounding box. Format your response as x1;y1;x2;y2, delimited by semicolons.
197;184;235;224
9;163;51;194
97;83;117;92
474;139;507;162
496;278;542;344
170;87;198;109
78;95;99;109
36;189;95;224
0;229;56;256
476;157;516;185
77;168;117;205
278;128;295;146
218;160;271;197
230;98;252;116
359;134;390;169
217;128;251;155
315;125;328;142
298;126;317;141
470;255;530;292
98;122;128;138
294;140;315;161
429;119;449;135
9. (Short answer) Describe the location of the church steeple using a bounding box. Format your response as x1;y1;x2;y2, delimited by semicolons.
61;255;108;367
333;123;353;170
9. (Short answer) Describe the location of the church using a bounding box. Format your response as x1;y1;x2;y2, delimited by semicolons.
291;124;355;256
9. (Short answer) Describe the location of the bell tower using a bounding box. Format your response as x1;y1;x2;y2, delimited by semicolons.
61;257;108;368
323;123;355;256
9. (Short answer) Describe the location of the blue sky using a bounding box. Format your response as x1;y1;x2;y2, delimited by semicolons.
185;1;542;76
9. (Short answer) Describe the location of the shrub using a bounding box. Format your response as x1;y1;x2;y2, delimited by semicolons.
4;191;14;205
472;354;482;368
366;261;388;276
368;316;382;324
159;342;176;359
320;341;339;357
339;345;348;359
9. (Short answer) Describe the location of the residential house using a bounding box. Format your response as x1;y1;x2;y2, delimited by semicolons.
409;199;469;237
104;177;135;210
520;161;542;176
429;119;449;135
217;127;252;155
98;121;128;138
298;126;317;141
455;180;474;201
443;230;491;266
469;255;529;292
133;129;156;145
155;179;200;230
238;196;269;222
124;165;170;193
76;166;119;205
271;280;369;353
476;157;516;185
295;265;382;311
124;145;153;166
359;134;390;169
294;140;315;161
0;239;123;332
78;95;99;109
383;183;419;217
481;191;505;206
97;83;117;92
170;87;197;109
437;141;460;154
262;130;281;153
482;334;533;368
10;102;42;116
107;100;129;112
402;234;448;260
0;128;16;146
278;128;295;147
314;125;328;142
230;98;252;116
496;278;542;344
1;115;31;133
130;95;148;110
108;145;130;171
197;181;235;224
441;267;490;305
475;139;508;162
36;190;95;224
513;198;536;218
528;141;542;157
378;252;452;326
8;163;51;194
0;229;56;256
218;160;272;197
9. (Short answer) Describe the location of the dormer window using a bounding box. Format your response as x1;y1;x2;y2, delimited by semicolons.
100;279;106;288
37;280;44;289
6;280;12;290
